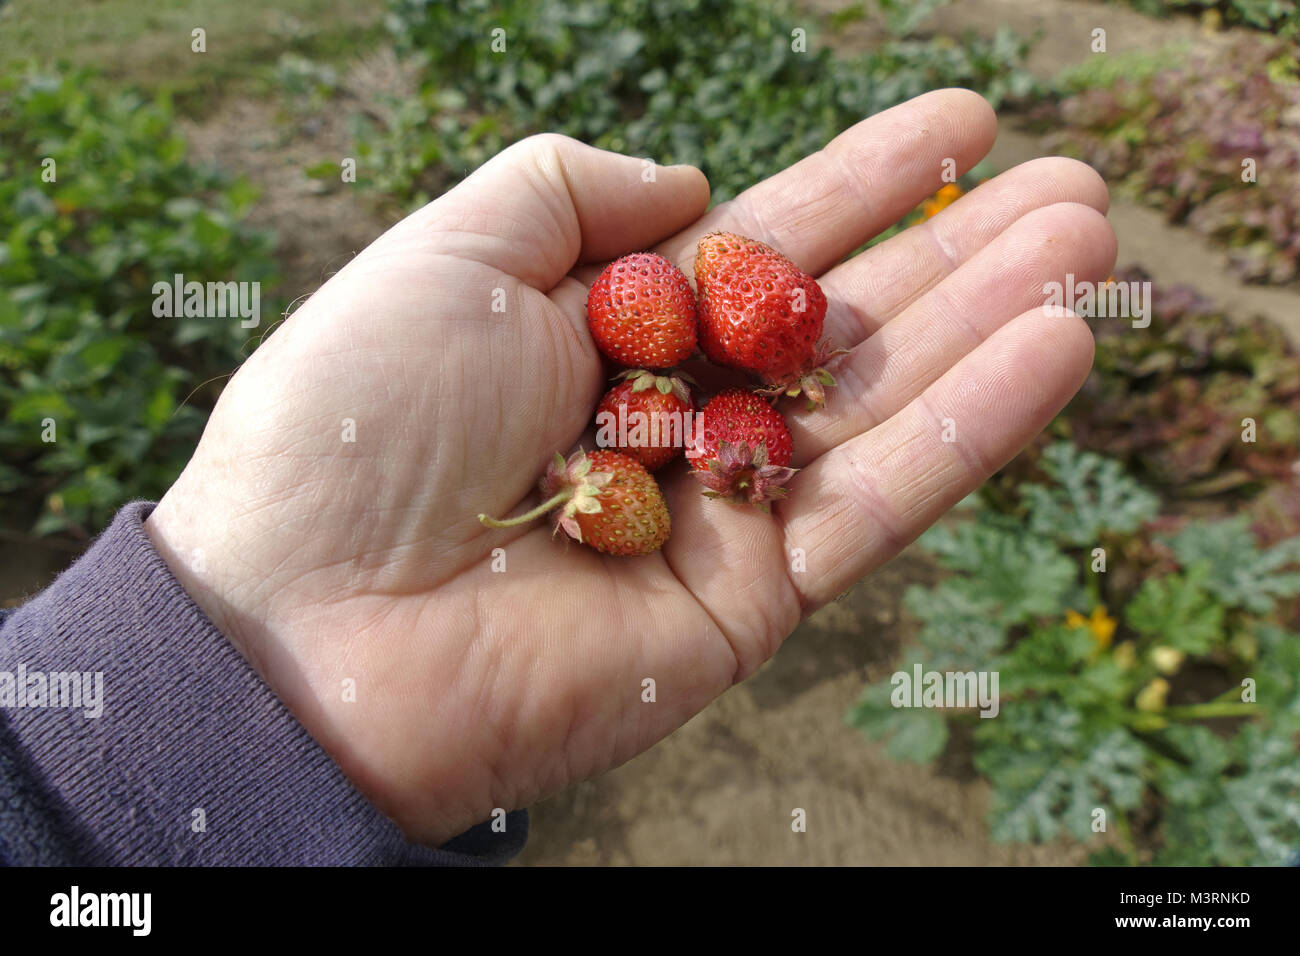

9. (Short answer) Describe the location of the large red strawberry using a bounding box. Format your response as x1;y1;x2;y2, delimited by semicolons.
587;253;696;369
686;388;796;507
594;369;695;471
478;448;670;556
695;232;843;408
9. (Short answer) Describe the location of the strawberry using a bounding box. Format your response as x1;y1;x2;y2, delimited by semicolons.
586;252;697;369
686;388;796;507
594;369;696;471
478;449;670;556
695;232;844;408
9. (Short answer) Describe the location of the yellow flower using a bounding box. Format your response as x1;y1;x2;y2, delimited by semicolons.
1151;646;1185;675
1113;641;1137;670
1135;678;1170;712
1065;606;1117;650
919;183;963;219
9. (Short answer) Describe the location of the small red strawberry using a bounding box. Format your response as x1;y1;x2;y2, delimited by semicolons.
478;449;670;556
686;388;796;507
586;252;697;369
695;232;844;408
594;369;696;471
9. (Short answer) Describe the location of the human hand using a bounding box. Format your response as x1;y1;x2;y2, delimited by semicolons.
145;89;1115;844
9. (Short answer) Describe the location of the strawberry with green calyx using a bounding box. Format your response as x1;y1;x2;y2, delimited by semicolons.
610;367;696;402
478;448;670;556
594;369;696;471
586;252;697;369
686;388;797;507
694;232;846;409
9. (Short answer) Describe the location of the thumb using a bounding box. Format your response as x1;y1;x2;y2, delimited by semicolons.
415;133;711;289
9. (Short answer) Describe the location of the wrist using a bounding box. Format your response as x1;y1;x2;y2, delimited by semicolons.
143;482;421;835
144;481;264;670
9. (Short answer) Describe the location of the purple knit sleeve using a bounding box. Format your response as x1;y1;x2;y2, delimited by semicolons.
0;502;527;866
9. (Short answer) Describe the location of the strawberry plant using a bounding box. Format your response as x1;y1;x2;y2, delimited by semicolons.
0;66;278;538
360;0;1036;208
850;443;1300;865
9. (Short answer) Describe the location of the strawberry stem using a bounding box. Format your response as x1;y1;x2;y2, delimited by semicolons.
478;489;573;528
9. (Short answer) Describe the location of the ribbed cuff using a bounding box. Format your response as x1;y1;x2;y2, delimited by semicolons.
0;502;527;866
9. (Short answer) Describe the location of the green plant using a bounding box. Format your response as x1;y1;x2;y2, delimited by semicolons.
0;66;278;537
357;0;1037;209
850;442;1300;865
1052;48;1185;94
1121;0;1300;38
273;52;341;110
870;0;951;35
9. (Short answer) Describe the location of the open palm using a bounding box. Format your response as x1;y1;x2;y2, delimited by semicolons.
146;90;1116;844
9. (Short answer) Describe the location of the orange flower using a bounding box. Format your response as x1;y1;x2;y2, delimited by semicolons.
919;183;963;220
1065;606;1117;650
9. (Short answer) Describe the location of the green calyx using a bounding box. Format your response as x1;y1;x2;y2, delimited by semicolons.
477;449;614;543
613;367;695;404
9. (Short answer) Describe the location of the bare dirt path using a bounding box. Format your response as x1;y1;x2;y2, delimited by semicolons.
811;0;1232;77
178;51;417;306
